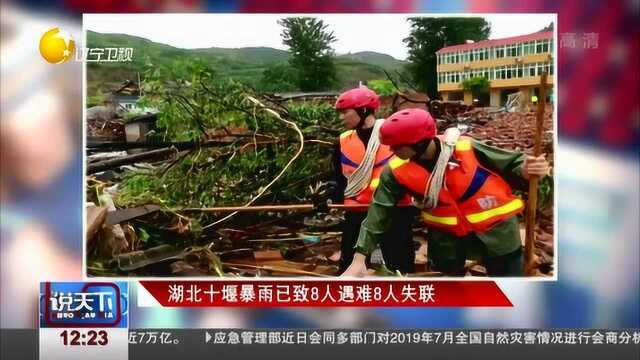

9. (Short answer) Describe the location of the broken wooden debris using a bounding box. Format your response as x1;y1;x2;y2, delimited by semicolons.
97;193;129;258
88;147;178;174
222;261;334;278
86;205;108;245
170;260;208;276
85;97;553;278
116;244;183;272
253;249;284;261
105;204;162;226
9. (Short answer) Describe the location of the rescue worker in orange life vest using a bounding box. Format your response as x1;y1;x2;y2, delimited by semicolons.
327;87;416;275
342;108;551;277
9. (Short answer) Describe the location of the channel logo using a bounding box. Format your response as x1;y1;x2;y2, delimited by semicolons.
40;282;128;328
39;27;76;64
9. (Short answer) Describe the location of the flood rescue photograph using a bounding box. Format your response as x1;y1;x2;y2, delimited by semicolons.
84;13;556;279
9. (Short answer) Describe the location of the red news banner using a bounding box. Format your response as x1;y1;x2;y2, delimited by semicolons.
139;281;512;307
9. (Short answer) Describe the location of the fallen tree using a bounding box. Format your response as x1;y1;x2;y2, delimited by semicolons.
86;59;554;278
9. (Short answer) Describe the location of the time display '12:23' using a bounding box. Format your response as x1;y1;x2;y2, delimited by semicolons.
60;330;109;346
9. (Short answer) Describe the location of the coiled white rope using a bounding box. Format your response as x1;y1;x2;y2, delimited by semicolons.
343;119;384;198
421;127;460;209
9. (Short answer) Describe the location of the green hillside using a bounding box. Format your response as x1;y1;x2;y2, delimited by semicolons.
337;51;406;72
86;31;406;97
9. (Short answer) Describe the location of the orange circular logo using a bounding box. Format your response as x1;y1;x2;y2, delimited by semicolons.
39;27;75;64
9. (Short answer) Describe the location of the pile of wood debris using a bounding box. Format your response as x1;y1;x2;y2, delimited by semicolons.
86;102;554;278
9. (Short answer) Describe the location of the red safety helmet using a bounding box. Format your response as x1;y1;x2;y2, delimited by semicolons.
380;108;437;146
335;86;380;111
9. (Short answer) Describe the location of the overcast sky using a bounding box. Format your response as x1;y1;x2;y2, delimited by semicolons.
85;14;555;60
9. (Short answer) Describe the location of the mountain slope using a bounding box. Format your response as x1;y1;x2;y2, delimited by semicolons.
86;31;406;96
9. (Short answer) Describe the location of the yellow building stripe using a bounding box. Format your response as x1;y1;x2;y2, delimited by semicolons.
340;130;355;139
389;157;409;170
455;139;472;151
466;198;524;224
421;212;458;225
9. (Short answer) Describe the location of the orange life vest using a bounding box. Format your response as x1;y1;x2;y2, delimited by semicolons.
339;129;410;210
389;136;524;236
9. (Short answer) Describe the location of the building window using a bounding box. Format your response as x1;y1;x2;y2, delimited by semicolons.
517;64;523;78
506;44;520;57
542;39;549;53
536;40;544;54
496;46;505;58
529;41;536;54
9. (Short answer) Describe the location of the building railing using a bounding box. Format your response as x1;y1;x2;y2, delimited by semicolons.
437;61;553;87
437;38;553;65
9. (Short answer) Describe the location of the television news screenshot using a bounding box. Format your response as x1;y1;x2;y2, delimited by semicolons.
1;1;638;359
